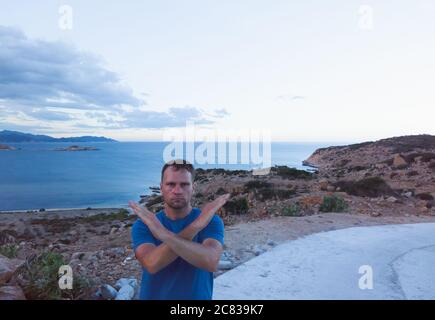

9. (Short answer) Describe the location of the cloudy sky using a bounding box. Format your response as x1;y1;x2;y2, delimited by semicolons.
0;0;434;142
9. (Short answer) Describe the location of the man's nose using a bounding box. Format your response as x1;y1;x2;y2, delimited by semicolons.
173;184;182;193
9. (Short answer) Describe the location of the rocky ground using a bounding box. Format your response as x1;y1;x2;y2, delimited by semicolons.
1;134;435;300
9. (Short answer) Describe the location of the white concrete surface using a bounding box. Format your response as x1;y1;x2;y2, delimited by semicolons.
213;223;435;300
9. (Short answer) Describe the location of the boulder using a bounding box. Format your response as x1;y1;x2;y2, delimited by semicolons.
392;154;408;167
326;185;336;192
115;285;135;300
375;163;386;170
0;286;26;300
386;196;398;203
0;231;16;245
251;245;266;256
115;278;137;291
218;260;233;270
0;255;25;286
71;252;86;261
108;247;126;257
402;191;413;198
319;179;329;191
100;284;117;300
266;239;277;247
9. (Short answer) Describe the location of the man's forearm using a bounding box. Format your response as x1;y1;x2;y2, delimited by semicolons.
139;223;202;273
161;232;220;272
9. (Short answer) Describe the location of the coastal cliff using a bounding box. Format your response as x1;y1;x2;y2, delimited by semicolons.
304;135;435;170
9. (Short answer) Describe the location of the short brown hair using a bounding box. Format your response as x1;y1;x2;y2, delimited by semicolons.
161;159;195;182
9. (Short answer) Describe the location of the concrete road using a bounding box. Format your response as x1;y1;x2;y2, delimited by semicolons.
213;222;435;300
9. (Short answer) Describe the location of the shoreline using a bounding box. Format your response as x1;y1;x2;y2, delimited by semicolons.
0;207;128;223
0;206;125;214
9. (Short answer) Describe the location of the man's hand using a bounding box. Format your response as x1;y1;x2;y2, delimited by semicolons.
128;201;171;241
192;193;230;231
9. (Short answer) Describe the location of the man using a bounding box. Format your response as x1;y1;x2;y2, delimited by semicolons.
129;159;230;300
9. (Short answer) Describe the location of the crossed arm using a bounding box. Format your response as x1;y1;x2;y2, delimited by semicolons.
134;223;222;274
130;194;229;274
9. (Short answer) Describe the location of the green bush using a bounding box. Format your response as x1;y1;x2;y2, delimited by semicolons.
319;195;348;213
244;180;272;190
406;170;419;177
415;193;434;201
334;177;395;198
282;203;302;216
216;187;227;195
271;166;313;179
223;197;249;214
194;168;250;177
82;209;130;222
243;179;296;201
118;208;130;215
255;188;296;201
404;152;435;163
0;244;18;258
22;251;92;300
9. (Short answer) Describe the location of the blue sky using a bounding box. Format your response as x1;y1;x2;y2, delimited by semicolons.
0;0;434;142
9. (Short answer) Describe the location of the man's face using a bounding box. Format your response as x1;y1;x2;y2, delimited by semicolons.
160;166;193;210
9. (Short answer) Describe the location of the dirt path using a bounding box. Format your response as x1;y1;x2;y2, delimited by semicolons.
215;221;435;299
217;212;435;276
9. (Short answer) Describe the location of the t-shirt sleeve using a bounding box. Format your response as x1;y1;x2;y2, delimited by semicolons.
198;215;224;246
131;218;157;251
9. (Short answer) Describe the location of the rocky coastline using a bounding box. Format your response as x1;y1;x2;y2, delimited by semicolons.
1;134;435;300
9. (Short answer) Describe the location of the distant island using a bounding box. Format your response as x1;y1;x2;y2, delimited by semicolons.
55;145;99;152
0;144;16;150
0;130;117;143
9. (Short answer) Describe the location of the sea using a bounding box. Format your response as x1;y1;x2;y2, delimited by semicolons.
0;141;337;211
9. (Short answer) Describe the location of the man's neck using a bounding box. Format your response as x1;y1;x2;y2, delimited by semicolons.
163;203;193;220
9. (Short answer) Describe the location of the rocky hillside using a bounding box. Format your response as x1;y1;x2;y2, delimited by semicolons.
0;130;117;143
304;134;435;170
303;134;435;214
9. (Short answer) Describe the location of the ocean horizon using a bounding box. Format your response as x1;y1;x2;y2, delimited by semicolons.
0;141;337;211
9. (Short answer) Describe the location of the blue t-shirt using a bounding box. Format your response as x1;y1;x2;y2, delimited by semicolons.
131;207;224;300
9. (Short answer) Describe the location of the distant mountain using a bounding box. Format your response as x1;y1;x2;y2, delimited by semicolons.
0;130;117;143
